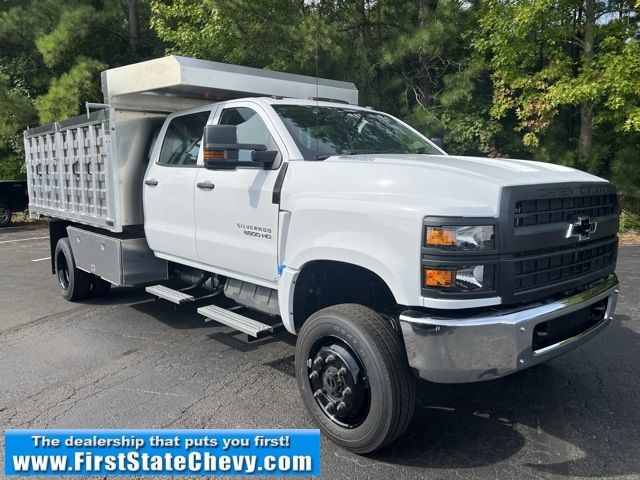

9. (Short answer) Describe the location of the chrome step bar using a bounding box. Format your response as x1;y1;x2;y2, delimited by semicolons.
145;285;195;305
198;304;274;338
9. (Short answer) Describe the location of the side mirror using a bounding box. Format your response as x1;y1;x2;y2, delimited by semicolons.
430;137;444;150
203;125;239;170
203;125;273;170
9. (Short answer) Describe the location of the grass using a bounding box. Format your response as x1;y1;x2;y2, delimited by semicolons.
8;209;46;227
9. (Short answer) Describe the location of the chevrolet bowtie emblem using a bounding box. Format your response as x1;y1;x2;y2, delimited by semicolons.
566;216;597;241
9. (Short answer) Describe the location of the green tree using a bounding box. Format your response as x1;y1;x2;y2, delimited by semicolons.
474;0;640;209
475;0;640;162
0;0;163;180
34;58;106;124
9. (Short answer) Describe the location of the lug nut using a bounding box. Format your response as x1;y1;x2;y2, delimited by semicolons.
313;356;324;366
336;401;346;411
325;354;335;363
313;389;322;398
342;387;352;397
309;371;318;380
337;367;347;376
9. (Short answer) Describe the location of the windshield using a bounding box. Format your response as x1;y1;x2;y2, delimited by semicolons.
272;105;442;160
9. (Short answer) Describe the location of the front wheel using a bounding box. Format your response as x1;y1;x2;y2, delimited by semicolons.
0;203;12;227
295;304;415;454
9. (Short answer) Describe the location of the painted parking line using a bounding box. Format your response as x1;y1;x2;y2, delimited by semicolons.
31;256;51;262
0;236;48;244
0;225;46;231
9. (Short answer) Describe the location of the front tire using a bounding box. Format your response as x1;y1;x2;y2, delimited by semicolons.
295;304;415;454
54;238;91;301
0;203;12;227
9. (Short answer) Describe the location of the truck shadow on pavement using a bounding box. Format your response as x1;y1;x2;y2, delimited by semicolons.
85;287;150;306
105;286;639;478
365;314;640;478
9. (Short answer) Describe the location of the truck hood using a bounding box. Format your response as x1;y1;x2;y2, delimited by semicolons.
325;154;604;186
284;154;609;219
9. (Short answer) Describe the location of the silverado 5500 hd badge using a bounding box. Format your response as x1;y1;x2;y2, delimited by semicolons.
236;223;273;240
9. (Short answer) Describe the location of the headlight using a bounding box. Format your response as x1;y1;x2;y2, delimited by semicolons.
425;225;494;250
424;264;495;292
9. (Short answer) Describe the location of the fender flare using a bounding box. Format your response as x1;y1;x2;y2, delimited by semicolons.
277;248;408;334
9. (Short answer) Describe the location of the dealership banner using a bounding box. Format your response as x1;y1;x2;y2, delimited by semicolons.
4;429;320;476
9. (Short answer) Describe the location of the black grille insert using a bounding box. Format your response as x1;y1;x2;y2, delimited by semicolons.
514;194;617;227
512;236;617;292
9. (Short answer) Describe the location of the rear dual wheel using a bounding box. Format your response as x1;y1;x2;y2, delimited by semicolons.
295;304;415;454
54;238;111;300
55;238;91;301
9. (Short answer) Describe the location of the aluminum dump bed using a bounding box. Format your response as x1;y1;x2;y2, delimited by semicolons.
102;56;358;108
24;56;358;232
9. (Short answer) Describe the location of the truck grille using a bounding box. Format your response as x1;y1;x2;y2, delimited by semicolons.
497;183;619;304
514;193;617;227
512;235;617;292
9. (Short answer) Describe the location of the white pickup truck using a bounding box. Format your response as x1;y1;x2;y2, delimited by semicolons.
24;56;620;453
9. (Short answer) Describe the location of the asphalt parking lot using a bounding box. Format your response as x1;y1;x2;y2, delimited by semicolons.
1;224;639;479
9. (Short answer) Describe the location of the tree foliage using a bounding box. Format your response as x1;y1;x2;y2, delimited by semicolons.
0;0;163;179
0;0;638;214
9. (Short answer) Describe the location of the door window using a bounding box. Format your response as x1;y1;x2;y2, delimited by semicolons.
158;111;211;166
218;107;274;162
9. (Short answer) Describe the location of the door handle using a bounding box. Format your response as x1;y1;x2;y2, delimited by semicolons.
197;181;215;190
145;179;158;186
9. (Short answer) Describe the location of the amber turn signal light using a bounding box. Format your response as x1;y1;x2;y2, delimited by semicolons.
425;227;456;247
424;268;454;287
203;149;226;159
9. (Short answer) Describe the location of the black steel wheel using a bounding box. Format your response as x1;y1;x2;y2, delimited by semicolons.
0;203;11;227
54;238;91;301
295;304;415;454
308;338;371;428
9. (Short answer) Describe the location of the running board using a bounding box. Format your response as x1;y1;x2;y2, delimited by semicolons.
198;304;274;338
146;285;195;304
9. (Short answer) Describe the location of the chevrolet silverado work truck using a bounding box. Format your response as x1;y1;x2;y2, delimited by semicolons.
24;56;620;453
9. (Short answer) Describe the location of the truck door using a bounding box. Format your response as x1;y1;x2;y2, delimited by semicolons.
144;108;213;262
194;104;284;283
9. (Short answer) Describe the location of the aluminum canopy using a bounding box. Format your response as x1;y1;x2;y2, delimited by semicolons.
101;56;358;110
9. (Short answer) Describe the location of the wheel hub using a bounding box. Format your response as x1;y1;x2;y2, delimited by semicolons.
307;340;370;428
322;366;344;396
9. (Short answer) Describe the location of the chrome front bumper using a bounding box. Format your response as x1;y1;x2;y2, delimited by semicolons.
399;274;619;383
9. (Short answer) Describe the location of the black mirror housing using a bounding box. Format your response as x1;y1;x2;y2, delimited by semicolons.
204;124;237;147
202;124;275;170
251;150;278;164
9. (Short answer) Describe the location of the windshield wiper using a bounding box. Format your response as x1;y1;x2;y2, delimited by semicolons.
312;150;403;160
340;149;406;155
342;149;383;155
